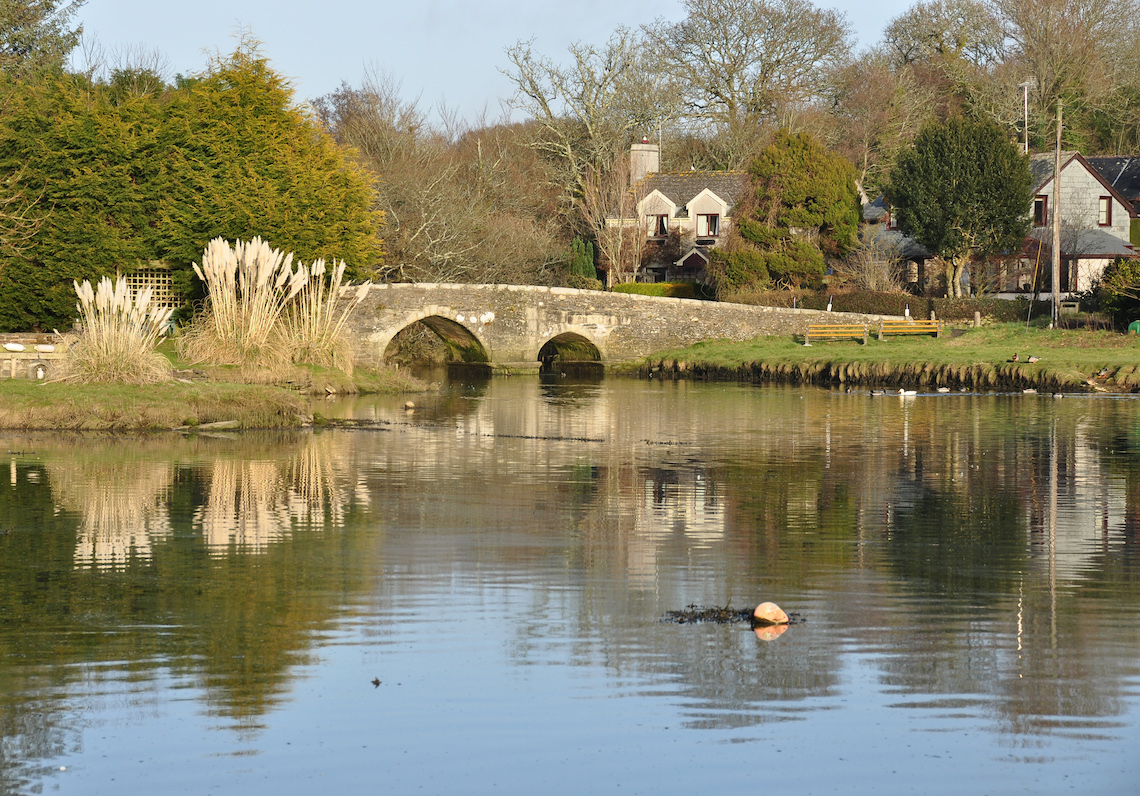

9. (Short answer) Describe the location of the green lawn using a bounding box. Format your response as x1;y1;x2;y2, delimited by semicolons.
643;323;1140;392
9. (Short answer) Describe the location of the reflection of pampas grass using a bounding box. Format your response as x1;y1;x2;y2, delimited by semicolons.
197;460;291;555
286;258;369;376
284;434;367;526
62;275;173;384
179;237;306;369
46;459;174;569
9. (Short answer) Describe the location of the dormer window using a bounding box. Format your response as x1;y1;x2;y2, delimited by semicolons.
648;214;669;237
1034;195;1048;227
696;214;720;237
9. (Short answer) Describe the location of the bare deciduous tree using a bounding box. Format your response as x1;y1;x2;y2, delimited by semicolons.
884;0;1006;70
501;28;675;205
315;70;565;285
576;154;644;286
832;227;908;293
823;56;935;198
993;0;1140;130
644;0;851;168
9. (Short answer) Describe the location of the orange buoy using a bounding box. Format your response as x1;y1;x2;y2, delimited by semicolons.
752;601;789;626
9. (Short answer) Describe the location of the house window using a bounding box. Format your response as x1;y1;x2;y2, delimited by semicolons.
696;213;720;237
1099;196;1112;227
886;211;898;230
647;214;669;237
1033;195;1048;227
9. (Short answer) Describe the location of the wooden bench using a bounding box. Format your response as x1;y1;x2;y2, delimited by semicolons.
877;319;942;340
803;323;868;346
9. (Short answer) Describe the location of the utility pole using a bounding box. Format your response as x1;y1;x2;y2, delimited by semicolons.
1051;100;1062;327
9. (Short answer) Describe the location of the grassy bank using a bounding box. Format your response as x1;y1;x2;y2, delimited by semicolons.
0;358;427;430
634;324;1140;392
0;380;315;430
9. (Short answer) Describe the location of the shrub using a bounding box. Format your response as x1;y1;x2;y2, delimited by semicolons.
931;296;1047;322
567;238;597;281
566;274;604;291
61;276;173;384
612;282;708;299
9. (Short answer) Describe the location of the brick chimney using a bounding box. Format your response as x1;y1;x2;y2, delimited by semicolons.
630;137;659;185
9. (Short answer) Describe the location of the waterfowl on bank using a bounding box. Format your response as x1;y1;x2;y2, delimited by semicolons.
1027;355;1040;364
1011;353;1019;362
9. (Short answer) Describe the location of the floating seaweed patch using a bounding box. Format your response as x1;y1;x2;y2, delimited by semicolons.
662;604;804;625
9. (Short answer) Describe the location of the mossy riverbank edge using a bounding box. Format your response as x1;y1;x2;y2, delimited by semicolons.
0;366;427;431
624;324;1140;394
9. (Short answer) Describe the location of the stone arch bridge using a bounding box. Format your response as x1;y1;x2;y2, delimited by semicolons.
349;283;882;371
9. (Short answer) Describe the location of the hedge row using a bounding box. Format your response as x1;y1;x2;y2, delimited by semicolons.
612;282;714;299
724;289;1052;321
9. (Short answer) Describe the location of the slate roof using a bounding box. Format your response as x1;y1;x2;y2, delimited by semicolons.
1085;156;1140;205
863;196;888;223
1029;152;1080;192
632;170;748;216
873;229;930;260
1027;227;1136;258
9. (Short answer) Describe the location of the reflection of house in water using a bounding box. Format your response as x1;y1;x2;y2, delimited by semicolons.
627;466;726;588
47;460;173;569
1028;419;1128;581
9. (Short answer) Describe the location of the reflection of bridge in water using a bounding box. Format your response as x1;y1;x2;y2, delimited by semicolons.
347;282;875;372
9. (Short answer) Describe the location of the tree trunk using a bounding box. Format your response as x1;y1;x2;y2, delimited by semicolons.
948;256;968;298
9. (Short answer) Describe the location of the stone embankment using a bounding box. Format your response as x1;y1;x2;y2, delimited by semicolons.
638;357;1096;393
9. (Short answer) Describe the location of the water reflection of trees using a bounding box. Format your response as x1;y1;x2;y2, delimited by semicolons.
3;385;1140;780
0;432;377;784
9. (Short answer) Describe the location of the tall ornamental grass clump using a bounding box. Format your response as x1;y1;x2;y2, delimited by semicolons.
179;237;307;368
180;237;370;374
63;276;174;384
288;258;370;375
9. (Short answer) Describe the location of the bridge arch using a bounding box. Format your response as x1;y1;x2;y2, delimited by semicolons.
382;312;491;364
535;329;604;372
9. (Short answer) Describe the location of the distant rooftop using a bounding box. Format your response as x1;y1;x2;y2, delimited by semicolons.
633;171;748;215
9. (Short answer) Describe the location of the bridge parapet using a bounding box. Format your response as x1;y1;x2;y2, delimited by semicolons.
348;283;887;369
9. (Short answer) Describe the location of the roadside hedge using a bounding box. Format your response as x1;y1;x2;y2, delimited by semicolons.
723;289;1052;321
613;282;714;299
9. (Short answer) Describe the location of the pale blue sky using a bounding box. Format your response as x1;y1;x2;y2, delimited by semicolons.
75;0;911;120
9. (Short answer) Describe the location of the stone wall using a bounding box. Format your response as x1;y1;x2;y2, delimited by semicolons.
0;333;67;380
349;283;888;369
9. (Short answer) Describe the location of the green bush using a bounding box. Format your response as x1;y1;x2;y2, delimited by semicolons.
612;282;710;299
566;238;597;281
0;47;382;332
566;274;604;291
931;297;1048;322
721;288;1051;321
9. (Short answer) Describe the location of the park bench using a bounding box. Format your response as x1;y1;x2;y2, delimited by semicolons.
803;323;868;346
877;318;943;340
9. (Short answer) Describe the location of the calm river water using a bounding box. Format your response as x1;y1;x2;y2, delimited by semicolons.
2;378;1139;794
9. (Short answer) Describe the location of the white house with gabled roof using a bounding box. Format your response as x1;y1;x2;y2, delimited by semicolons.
610;141;748;283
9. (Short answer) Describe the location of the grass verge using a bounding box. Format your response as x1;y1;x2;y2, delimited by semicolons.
634;323;1140;392
0;380;317;431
